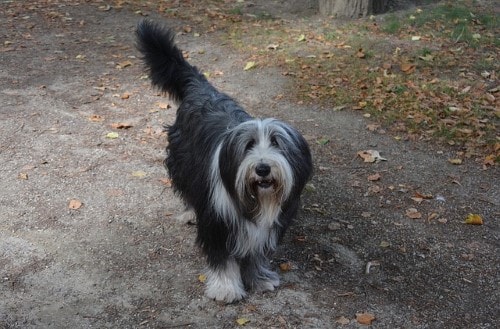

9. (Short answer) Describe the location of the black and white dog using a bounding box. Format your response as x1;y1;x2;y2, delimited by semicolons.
136;20;312;303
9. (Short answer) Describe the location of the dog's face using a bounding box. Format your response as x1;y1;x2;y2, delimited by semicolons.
218;118;311;224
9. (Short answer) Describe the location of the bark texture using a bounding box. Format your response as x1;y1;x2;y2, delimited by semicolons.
319;0;390;18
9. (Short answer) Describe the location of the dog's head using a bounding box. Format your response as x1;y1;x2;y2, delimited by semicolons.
218;118;312;224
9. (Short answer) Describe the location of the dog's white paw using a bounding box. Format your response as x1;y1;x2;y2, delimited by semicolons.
205;280;247;303
205;260;247;303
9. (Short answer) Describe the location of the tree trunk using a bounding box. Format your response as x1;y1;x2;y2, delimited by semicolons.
319;0;389;18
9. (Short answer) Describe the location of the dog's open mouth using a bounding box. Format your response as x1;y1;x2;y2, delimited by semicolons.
256;179;275;189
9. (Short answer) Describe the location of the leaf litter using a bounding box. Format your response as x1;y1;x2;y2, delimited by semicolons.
164;1;499;166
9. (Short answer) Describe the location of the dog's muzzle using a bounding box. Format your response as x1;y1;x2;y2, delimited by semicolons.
254;163;275;190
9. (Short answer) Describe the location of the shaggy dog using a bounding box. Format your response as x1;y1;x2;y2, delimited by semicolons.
136;20;312;303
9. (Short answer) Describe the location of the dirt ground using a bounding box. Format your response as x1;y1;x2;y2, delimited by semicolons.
0;1;498;328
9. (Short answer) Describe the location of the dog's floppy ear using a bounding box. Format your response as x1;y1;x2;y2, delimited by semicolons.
217;130;245;198
277;123;313;183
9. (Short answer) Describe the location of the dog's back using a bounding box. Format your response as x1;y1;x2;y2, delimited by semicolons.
136;20;251;206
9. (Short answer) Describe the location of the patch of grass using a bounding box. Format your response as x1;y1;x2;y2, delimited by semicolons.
228;6;243;15
420;47;432;56
382;14;401;34
159;0;499;162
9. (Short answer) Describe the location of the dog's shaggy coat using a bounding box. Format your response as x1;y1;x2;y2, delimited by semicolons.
136;20;313;303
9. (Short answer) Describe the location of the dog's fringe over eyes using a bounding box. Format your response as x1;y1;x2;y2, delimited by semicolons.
136;19;313;303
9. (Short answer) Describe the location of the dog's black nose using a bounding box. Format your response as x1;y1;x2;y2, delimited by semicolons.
255;163;271;177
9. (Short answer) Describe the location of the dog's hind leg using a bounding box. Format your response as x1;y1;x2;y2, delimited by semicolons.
204;257;247;303
175;206;196;225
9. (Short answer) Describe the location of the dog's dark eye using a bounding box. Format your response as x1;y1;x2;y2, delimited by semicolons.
270;136;279;147
245;139;255;151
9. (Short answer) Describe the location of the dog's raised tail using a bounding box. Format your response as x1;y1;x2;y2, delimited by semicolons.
136;19;205;102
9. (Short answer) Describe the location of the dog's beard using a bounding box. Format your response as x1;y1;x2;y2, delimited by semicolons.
236;151;293;226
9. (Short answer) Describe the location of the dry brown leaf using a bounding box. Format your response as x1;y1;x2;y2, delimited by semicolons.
159;178;172;187
336;316;350;325
415;191;433;199
406;208;422;219
158;102;170;109
368;185;382;193
361;212;372;218
18;172;29;180
111;122;133;129
367;173;381;181
356;312;376;325
116;60;132;69
357;150;387;163
89;114;104;122
68;199;82;210
400;63;416;74
279;262;292;272
428;213;439;221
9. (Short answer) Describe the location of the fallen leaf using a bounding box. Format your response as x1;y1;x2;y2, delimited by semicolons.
336;316;350;325
236;317;250;326
418;54;434;61
304;183;316;192
406;208;422;219
198;274;206;283
411;36;421;41
448;158;463;165
116;60;132;69
18;173;28;180
367;185;382;193
131;170;147;178
279;262;292;272
428;213;439;221
297;34;306;42
89;114;104;122
159;178;172;187
465;213;483;225
111;122;133;129
120;93;131;99
483;154;495;166
357;150;387;163
356;48;366;58
243;61;256;71
400;63;416;74
317;138;330;145
106;132;119;139
68;199;82;210
367;173;381;181
157;102;170;109
380;241;390;248
415;191;433;199
484;93;495;103
356;312;376;325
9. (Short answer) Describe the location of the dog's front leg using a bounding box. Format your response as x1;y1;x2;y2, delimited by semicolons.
240;254;280;293
205;257;246;303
